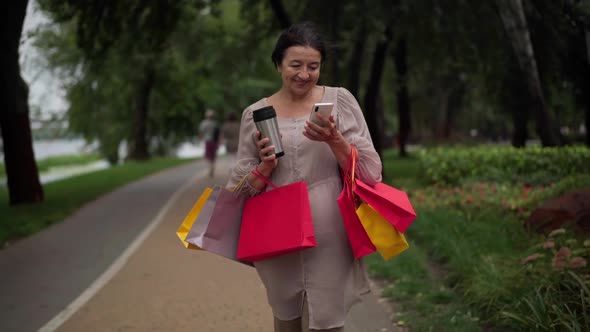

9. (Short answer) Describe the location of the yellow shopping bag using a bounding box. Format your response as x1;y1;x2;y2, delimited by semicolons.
176;187;213;250
357;202;409;261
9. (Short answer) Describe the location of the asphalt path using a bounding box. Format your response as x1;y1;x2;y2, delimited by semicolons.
0;161;205;332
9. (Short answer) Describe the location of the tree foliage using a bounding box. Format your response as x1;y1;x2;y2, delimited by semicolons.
32;0;590;166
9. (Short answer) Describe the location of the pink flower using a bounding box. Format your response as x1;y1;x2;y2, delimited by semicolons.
552;247;571;268
556;247;571;259
567;257;587;269
521;253;542;264
542;241;555;249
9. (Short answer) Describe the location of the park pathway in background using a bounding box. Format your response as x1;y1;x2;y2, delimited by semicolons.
0;157;401;332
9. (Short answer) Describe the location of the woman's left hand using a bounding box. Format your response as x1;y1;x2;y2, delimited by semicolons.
303;114;340;143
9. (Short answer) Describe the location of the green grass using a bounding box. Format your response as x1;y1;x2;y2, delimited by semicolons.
382;149;424;189
371;148;539;331
0;157;195;246
0;153;102;177
366;245;482;332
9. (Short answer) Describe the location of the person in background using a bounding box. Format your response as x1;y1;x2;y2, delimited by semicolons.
220;111;240;163
198;109;220;177
226;22;382;332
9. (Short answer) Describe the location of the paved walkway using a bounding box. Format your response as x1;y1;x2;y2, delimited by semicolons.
0;158;401;332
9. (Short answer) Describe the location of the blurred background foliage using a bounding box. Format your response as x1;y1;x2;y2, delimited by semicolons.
2;0;590;203
29;0;590;164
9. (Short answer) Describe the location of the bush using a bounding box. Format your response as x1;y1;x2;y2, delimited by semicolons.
418;146;590;186
412;174;590;220
501;229;590;331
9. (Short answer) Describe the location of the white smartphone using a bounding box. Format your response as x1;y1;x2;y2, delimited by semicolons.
309;102;334;127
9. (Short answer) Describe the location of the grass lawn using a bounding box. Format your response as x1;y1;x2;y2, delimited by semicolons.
0;153;103;178
0;157;196;247
368;150;484;331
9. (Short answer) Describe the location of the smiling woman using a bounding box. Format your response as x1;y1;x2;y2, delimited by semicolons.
225;22;382;332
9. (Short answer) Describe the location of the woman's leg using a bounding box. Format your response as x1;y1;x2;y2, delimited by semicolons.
273;317;303;332
302;295;344;332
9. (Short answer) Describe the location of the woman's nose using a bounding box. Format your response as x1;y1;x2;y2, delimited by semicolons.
298;70;310;79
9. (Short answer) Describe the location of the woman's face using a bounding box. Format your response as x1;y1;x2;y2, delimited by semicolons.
277;46;322;96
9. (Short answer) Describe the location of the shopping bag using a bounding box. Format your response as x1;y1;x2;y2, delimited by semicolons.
338;180;377;258
357;202;409;260
353;180;417;233
185;185;253;266
237;169;315;262
338;146;376;259
175;187;213;250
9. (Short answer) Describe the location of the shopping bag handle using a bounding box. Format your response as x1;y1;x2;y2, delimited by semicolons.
252;166;278;189
342;145;358;189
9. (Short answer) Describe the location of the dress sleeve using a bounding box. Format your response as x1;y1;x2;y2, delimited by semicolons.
336;87;382;185
225;107;260;196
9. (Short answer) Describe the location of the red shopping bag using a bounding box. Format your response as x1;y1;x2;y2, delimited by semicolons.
353;179;416;234
237;170;316;262
337;147;376;259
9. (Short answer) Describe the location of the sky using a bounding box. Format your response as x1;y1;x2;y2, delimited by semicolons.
20;0;68;121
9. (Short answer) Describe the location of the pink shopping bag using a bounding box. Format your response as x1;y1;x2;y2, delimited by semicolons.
353;181;416;234
337;146;376;259
237;171;316;262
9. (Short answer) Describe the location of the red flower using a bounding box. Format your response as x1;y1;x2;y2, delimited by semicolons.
552;247;571;268
568;257;588;269
521;253;542;264
466;195;472;202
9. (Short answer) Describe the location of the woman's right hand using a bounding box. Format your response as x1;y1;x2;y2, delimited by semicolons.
255;131;279;173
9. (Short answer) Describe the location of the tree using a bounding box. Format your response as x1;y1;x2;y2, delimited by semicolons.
495;0;561;146
39;0;192;160
0;0;44;205
394;37;411;156
364;24;393;158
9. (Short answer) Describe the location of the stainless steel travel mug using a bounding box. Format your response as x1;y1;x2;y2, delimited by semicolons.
253;106;285;158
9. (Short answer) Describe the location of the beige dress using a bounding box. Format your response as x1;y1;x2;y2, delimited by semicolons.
226;86;382;330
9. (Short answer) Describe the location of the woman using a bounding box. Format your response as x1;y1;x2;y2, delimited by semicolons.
227;22;382;332
220;111;240;161
199;109;220;177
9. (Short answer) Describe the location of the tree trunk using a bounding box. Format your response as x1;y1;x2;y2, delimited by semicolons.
435;88;451;139
327;4;341;87
269;0;291;29
495;0;560;146
511;96;529;148
127;65;155;161
584;29;590;147
0;0;44;205
347;18;367;100
364;25;392;159
393;37;410;157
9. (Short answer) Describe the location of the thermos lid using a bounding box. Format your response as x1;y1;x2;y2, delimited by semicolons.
252;106;276;122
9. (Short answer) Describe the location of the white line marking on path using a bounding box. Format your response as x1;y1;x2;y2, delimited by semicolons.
38;169;207;332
